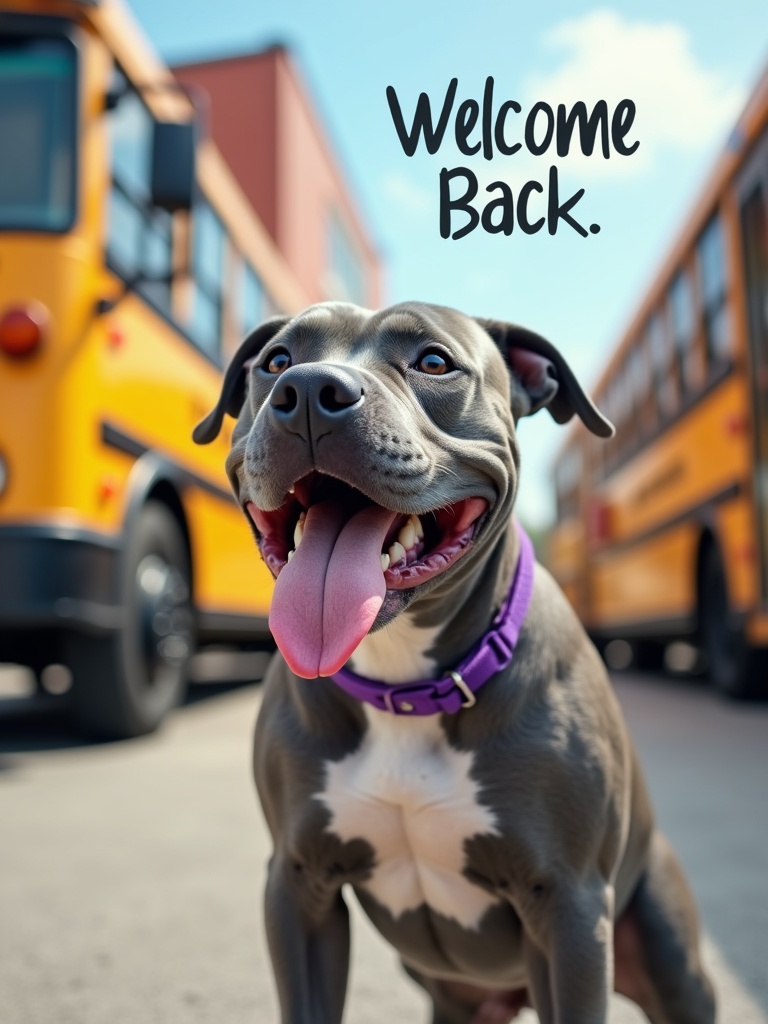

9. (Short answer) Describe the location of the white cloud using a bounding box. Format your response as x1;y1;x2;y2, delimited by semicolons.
525;9;746;178
381;172;433;215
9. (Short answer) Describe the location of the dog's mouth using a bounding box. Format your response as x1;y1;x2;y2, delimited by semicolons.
246;472;488;679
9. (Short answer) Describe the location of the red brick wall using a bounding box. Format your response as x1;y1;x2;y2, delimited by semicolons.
173;47;382;308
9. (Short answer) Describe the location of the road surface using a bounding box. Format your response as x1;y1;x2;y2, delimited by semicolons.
1;668;766;1023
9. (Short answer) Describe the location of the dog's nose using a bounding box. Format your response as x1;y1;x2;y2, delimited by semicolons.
269;364;364;442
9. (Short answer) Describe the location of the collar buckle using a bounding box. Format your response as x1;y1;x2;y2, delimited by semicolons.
382;684;431;715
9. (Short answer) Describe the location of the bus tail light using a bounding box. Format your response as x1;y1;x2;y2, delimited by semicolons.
0;303;49;359
723;411;749;435
588;499;613;546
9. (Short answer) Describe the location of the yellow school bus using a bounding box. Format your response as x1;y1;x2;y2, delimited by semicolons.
0;0;307;736
549;65;768;699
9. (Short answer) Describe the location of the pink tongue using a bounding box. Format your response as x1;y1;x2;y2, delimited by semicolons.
269;502;397;678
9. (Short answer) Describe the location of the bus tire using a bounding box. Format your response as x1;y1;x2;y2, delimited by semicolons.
633;639;666;671
67;502;195;738
700;542;766;700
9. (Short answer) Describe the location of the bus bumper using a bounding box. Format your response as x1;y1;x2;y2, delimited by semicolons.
0;525;122;658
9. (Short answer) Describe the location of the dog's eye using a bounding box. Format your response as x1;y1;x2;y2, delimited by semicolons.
417;350;453;375
263;349;291;374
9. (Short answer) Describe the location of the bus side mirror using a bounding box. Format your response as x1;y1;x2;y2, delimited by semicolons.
151;120;197;213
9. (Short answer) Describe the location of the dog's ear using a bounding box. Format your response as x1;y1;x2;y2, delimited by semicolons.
475;318;614;438
192;316;291;445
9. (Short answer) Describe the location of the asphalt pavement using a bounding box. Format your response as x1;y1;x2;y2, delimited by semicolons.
0;668;766;1024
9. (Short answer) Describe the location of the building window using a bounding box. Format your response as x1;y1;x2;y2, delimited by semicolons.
241;262;263;337
697;213;731;366
327;210;365;305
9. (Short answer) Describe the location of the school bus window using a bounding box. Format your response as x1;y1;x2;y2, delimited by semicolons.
626;342;648;437
108;71;151;200
0;32;77;232
618;363;636;449
634;337;651;430
142;209;173;313
556;448;582;520
188;199;225;360
669;269;697;393
697;213;731;366
593;431;606;476
631;350;643;398
608;375;619;426
106;71;172;315
622;358;638;445
606;382;618;462
107;186;141;276
640;329;658;432
617;367;634;447
649;310;676;418
606;385;618;458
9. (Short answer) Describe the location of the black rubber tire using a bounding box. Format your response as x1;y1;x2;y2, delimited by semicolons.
66;502;194;738
633;640;666;672
700;542;767;700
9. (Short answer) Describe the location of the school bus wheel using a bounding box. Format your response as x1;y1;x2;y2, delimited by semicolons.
66;502;195;739
632;640;666;671
699;541;767;700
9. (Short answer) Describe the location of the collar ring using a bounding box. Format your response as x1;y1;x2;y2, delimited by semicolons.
447;670;477;709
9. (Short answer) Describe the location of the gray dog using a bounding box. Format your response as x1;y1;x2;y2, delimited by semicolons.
194;302;715;1024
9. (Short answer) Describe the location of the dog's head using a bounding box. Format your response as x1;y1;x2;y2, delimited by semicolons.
193;301;612;679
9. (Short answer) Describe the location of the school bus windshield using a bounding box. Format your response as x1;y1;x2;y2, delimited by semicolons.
0;32;77;232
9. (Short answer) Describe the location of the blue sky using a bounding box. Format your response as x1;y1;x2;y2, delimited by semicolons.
128;0;767;526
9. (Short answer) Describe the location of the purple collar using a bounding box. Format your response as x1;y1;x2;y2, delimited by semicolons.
330;522;535;716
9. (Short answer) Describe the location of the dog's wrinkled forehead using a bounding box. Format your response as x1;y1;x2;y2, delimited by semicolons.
262;301;507;383
192;300;613;447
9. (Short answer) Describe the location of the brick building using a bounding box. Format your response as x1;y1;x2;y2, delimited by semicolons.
173;44;383;311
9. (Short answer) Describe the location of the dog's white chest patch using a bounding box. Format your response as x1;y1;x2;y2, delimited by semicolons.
316;710;501;930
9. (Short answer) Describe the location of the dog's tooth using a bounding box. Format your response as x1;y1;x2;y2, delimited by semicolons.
287;548;294;561
398;521;416;551
293;520;304;547
389;541;406;565
298;510;306;523
288;485;295;494
380;552;390;572
412;515;424;540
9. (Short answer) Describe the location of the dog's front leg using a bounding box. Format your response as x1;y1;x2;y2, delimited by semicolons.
522;879;614;1024
264;853;350;1024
